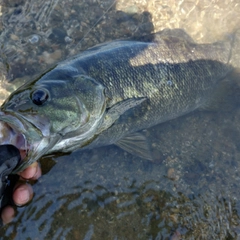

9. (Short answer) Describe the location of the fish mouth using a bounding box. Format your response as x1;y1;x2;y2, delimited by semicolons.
0;121;27;160
0;112;45;173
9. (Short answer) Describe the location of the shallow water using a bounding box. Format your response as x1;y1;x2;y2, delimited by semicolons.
0;0;240;239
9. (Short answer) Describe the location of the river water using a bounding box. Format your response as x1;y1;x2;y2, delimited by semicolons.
0;0;240;239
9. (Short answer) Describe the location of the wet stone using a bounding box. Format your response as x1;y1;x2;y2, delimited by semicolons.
48;28;67;44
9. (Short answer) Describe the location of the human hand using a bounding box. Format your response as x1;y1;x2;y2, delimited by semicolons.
1;162;42;224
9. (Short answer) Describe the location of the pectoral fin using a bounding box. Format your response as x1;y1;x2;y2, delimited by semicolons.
97;97;147;134
107;97;147;117
115;132;153;161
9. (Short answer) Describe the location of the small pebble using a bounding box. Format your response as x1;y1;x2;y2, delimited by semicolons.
10;34;19;41
65;36;73;43
28;35;40;44
41;50;62;64
167;168;179;181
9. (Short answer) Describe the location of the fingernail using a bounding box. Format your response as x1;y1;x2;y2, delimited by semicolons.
16;187;30;205
20;163;37;179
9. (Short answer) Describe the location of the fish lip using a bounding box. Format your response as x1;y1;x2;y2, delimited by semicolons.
0;112;27;135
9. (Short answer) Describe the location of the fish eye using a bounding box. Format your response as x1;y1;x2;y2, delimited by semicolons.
31;89;49;105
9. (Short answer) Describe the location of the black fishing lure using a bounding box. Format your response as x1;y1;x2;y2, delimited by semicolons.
0;145;20;226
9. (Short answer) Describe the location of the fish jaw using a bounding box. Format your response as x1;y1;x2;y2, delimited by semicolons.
0;111;56;173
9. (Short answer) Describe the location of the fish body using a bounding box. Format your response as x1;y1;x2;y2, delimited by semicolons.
0;29;234;172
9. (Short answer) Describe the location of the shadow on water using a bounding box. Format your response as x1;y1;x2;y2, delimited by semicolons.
0;0;240;239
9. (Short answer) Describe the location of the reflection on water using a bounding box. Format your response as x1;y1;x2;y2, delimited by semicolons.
0;0;240;239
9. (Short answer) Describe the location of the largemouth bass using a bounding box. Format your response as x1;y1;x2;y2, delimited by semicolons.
0;29;235;172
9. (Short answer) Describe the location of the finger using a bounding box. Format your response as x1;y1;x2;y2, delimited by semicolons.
12;184;33;206
1;206;15;224
19;162;42;180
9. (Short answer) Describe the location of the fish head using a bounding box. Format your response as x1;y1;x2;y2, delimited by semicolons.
0;74;106;172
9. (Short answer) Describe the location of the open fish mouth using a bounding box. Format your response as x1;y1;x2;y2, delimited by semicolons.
0;121;28;161
0;112;42;172
0;111;59;173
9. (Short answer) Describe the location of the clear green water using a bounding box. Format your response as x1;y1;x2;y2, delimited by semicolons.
0;0;240;239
